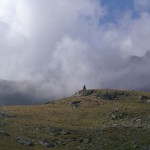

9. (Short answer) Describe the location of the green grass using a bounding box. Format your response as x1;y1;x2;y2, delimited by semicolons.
1;89;150;149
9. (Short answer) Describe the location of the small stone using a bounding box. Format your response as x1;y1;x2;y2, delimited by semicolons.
71;101;81;108
0;112;16;118
142;145;150;150
18;138;34;146
83;138;91;144
80;138;91;144
39;139;56;147
147;100;150;103
0;131;10;137
59;130;70;135
0;122;6;127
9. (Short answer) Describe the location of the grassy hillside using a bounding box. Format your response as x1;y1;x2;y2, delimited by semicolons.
1;89;150;150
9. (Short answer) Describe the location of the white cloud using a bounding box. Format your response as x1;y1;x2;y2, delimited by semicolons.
1;0;150;104
133;0;150;11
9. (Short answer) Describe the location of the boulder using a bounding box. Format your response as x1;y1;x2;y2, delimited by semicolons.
139;95;150;100
96;92;129;100
74;90;94;97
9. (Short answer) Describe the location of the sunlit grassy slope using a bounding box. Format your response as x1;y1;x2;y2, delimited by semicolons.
1;89;150;150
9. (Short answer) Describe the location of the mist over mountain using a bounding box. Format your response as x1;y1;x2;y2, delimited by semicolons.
101;50;150;91
0;80;50;105
0;50;150;105
1;0;150;105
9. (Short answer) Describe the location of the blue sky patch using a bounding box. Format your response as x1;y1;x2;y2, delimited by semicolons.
100;0;139;23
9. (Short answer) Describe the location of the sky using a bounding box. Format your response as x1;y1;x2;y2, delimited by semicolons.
0;0;150;105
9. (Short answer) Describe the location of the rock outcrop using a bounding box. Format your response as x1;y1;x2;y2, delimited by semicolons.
74;89;129;100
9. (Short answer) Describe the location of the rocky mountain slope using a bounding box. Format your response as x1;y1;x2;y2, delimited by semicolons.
1;89;150;150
